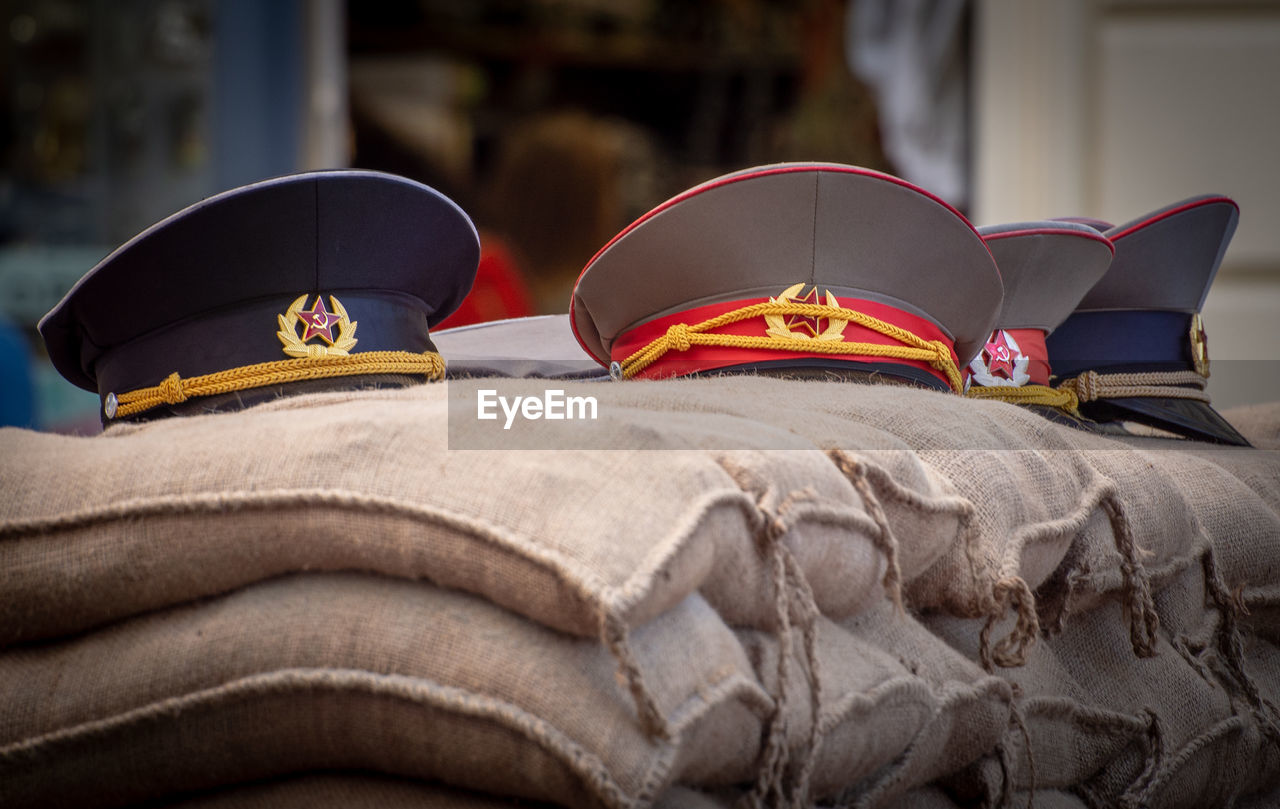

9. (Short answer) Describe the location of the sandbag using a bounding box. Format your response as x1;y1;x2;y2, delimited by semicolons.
0;383;913;661
8;375;1280;673
137;774;742;809
726;602;1010;808
138;773;560;808
1222;401;1280;449
0;573;769;809
927;554;1280;809
6;374;1280;809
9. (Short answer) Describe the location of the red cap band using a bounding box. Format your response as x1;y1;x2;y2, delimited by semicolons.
612;293;959;386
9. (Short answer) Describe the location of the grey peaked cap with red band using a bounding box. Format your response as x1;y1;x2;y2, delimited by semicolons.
570;162;1003;387
967;221;1114;391
976;221;1114;333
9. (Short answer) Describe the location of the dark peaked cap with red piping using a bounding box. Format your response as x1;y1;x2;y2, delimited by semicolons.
570;162;1003;391
39;170;479;423
1046;194;1249;445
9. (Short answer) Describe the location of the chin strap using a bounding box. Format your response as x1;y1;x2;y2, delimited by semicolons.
966;383;1083;416
109;351;445;420
1056;369;1210;404
620;300;963;392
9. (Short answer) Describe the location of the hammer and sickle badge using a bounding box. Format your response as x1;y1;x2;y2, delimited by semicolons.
277;294;359;358
969;329;1031;387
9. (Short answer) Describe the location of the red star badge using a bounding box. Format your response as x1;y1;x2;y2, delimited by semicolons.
982;330;1017;379
784;286;823;337
295;296;341;344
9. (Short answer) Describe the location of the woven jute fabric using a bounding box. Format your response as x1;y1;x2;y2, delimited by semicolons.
0;573;770;809
8;377;1276;667
928;558;1280;808
0;573;1019;809
0;572;1019;809
3;375;1280;808
726;601;1011;808
138;772;562;809
0;393;746;647
1222;402;1280;449
0;384;911;654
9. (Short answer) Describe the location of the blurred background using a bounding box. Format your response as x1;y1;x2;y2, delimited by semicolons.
0;0;1277;433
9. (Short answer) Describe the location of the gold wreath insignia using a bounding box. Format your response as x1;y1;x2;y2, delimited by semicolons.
764;282;849;342
1189;313;1210;378
277;294;359;358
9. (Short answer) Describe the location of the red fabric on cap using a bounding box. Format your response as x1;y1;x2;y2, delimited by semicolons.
612;294;958;385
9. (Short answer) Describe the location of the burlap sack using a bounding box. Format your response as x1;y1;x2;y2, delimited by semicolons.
466;376;1161;670
729;603;1010;809
0;573;771;809
140;773;561;808
927;610;1157;803
1235;634;1280;808
0;389;731;648
7;374;1280;808
927;552;1280;809
451;376;978;630
138;775;755;809
8;375;1279;680
591;378;1278;672
1222;401;1280;450
1059;592;1280;808
0;382;911;656
1164;443;1280;641
823;603;1013;809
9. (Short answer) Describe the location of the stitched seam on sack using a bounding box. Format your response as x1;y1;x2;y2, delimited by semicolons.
605;488;758;620
0;668;642;809
0;487;608;600
664;671;774;738
851;457;974;519
844;676;1013;809
817;677;936;735
638;672;775;803
1020;697;1151;738
828;451;978;601
1005;474;1116;577
1068;552;1200;606
597;486;776;746
1120;714;1249;806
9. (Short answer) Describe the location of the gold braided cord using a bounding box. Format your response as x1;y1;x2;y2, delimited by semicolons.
966;384;1082;416
1056;369;1210;404
113;351;445;418
620;301;963;392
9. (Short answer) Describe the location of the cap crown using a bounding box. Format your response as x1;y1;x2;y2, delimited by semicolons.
1077;195;1237;313
39;170;479;399
571;163;1002;372
978;221;1114;332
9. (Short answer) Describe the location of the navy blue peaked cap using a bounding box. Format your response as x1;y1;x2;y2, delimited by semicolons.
39;170;479;417
1046;195;1248;445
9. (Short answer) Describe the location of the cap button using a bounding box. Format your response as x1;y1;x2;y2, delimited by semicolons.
104;392;118;419
609;361;623;381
